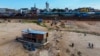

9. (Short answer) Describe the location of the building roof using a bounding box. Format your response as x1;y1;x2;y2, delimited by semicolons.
22;28;47;34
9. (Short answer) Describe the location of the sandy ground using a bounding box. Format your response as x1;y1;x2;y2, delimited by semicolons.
0;23;47;56
63;32;100;56
0;21;100;56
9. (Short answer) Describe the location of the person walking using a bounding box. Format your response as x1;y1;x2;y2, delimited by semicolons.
88;42;91;48
91;43;94;49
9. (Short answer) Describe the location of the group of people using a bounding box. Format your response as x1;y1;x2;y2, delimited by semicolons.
70;42;94;49
88;43;94;49
69;42;94;56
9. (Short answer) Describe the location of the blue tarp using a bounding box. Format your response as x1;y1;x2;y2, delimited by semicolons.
38;18;43;23
22;29;47;34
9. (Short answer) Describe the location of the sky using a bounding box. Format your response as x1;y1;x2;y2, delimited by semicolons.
0;0;100;9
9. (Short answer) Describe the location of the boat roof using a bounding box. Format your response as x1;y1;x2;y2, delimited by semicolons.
22;28;47;34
